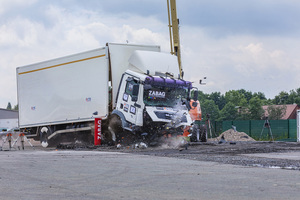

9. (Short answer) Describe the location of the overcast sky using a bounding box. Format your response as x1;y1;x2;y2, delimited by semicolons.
1;0;300;108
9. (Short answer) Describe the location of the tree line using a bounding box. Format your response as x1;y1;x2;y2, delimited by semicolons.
197;88;300;122
5;88;300;121
5;102;18;111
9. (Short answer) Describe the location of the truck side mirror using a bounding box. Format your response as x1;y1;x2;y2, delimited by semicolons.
193;90;198;101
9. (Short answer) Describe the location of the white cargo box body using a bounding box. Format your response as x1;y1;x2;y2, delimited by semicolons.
17;48;109;128
17;43;161;128
108;43;160;105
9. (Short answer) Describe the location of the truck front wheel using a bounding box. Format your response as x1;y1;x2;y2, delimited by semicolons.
107;115;123;144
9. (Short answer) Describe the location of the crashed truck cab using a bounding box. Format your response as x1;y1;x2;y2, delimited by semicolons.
111;50;197;140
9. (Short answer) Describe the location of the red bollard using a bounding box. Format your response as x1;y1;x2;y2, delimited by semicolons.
94;118;102;146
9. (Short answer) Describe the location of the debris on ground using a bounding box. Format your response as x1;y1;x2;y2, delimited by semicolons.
56;142;96;150
218;135;226;144
134;142;148;149
208;129;256;142
159;137;188;149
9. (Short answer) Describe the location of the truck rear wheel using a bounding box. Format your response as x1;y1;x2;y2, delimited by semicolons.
199;125;207;142
190;124;207;142
189;127;198;142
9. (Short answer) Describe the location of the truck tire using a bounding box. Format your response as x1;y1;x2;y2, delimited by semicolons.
108;115;123;144
189;125;198;142
199;125;207;142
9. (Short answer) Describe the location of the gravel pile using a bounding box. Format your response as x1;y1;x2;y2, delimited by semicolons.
209;129;256;142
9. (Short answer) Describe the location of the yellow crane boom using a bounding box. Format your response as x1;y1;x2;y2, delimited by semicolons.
167;0;182;78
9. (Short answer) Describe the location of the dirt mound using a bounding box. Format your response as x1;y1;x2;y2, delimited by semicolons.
208;129;255;142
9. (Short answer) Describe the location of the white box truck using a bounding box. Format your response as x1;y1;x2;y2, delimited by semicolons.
17;43;198;147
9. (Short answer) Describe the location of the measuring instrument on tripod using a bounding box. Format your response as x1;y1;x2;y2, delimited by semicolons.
260;117;274;141
1;132;35;150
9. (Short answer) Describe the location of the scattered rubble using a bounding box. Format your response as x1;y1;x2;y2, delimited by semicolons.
159;137;188;149
134;142;148;149
129;141;300;171
56;142;96;150
208;129;256;142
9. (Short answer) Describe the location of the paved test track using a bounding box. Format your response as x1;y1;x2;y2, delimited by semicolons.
0;150;299;200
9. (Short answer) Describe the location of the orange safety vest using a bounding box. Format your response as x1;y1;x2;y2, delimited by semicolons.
182;100;202;137
189;100;202;121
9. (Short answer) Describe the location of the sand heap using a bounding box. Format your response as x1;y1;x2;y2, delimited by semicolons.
209;129;256;142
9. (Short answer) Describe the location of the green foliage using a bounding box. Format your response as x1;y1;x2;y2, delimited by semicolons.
197;87;300;121
5;102;18;110
248;97;264;120
219;102;238;121
197;90;209;102
273;91;289;105
287;89;300;105
13;104;18;111
262;98;273;106
201;99;220;121
267;105;287;120
236;106;249;120
237;89;253;102
225;90;247;107
208;92;226;110
6;102;12;110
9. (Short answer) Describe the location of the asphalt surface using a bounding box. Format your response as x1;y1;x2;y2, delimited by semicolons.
0;150;300;200
0;140;300;199
100;140;300;170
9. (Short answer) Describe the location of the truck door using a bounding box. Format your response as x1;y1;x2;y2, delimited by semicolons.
120;76;140;127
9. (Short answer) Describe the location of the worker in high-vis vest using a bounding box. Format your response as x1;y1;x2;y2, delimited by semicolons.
183;99;202;137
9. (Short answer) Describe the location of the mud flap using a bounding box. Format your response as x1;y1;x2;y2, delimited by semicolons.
40;126;50;148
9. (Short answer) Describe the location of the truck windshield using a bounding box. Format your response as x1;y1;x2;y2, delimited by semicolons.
143;85;188;107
